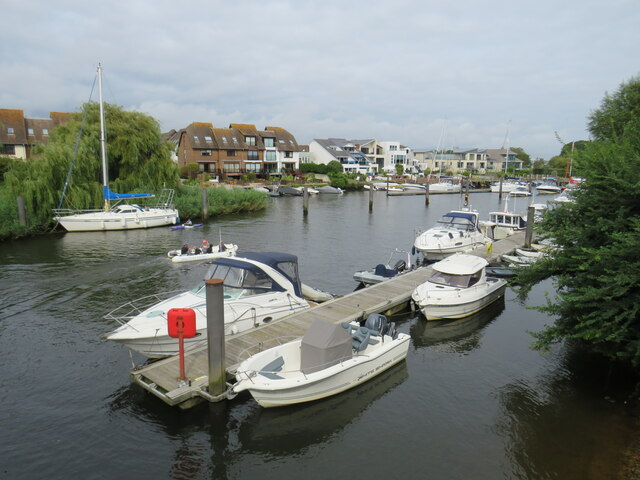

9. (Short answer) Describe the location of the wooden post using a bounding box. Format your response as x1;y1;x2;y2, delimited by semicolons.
498;178;504;200
303;186;309;216
206;279;226;397
424;181;430;206
202;188;209;220
369;184;374;212
524;205;536;249
17;196;27;226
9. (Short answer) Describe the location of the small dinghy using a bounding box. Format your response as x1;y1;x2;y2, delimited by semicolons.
232;315;410;407
167;242;238;263
170;222;203;230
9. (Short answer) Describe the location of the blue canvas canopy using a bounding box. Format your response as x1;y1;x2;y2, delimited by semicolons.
103;186;154;200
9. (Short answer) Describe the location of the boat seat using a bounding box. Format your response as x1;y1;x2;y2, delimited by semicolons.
259;356;284;379
352;327;380;352
374;264;397;278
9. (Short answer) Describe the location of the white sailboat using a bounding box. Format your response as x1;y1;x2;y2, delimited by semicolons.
53;64;179;232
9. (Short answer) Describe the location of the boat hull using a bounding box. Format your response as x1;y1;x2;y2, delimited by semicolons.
413;279;507;320
235;334;410;407
55;208;179;232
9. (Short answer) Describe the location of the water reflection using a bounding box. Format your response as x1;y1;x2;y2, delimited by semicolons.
411;296;505;352
496;342;636;480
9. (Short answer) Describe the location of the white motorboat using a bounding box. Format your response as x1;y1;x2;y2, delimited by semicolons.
509;185;532;197
353;249;412;286
490;180;527;193
386;186;425;196
316;185;343;194
167;242;238;263
480;193;528;240
428;180;461;194
413;208;489;261
232;315;410;407
411;253;507;320
103;252;319;358
53;64;179;232
552;190;575;204
535;182;562;195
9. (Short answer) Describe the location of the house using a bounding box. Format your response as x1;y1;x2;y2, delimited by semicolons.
175;122;301;179
0;109;71;159
413;148;523;174
308;138;377;175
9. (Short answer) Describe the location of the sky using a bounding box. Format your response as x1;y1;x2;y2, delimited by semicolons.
2;0;639;161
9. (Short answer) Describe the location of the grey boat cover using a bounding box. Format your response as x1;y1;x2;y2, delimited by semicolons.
300;319;352;374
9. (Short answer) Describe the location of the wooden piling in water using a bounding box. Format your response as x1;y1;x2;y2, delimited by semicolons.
524;205;535;248
424;182;430;206
202;188;209;219
206;279;226;396
303;187;309;216
17;196;26;226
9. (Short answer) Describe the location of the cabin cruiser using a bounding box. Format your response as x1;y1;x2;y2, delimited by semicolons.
103;252;321;358
428;179;462;193
490;180;527;193
535;182;562;195
232;315;410;407
480;192;529;240
414;208;489;261
411;253;507;320
509;185;532;197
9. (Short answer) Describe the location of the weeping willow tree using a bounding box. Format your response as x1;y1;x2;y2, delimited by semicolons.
4;102;178;227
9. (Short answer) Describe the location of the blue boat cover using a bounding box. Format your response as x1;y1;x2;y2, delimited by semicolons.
104;186;154;200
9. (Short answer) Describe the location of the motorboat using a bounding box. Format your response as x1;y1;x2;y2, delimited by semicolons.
53;65;179;232
552;190;575;204
231;315;410;407
480;193;528;240
428;180;461;194
413;208;489;261
277;186;303;196
353;249;412;286
167;242;238;263
316;185;343;194
386;186;425;196
293;186;320;194
509;185;532;197
490;180;527;193
411;253;507;320
103;252;322;358
535;182;562;195
502;248;547;267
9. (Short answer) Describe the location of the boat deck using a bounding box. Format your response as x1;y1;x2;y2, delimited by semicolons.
130;231;526;407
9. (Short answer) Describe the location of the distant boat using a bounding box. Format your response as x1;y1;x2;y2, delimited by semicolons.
316;185;343;194
53;64;179;232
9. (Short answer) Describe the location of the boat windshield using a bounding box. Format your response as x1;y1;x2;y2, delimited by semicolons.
429;270;482;288
437;214;477;231
191;262;285;299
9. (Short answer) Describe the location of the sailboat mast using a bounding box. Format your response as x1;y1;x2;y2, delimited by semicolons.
97;64;109;211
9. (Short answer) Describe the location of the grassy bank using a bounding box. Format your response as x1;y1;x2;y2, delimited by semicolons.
0;184;268;240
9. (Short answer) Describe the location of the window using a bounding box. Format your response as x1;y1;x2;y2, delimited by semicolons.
232;137;238;143
205;136;212;142
193;136;199;143
1;144;15;155
221;136;228;143
248;150;259;161
227;150;236;157
7;127;14;134
264;138;275;147
42;129;48;135
28;128;34;135
201;149;212;156
284;151;293;158
246;163;261;173
245;136;256;146
389;145;398;151
279;139;285;144
223;163;240;173
265;151;277;162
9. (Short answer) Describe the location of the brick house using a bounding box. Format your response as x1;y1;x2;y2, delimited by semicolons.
0;109;71;159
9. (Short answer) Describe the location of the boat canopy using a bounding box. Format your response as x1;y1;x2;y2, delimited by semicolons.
205;252;303;297
300;319;352;374
438;211;479;231
432;253;488;275
103;186;154;200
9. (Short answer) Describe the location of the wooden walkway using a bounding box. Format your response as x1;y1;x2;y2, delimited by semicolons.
131;231;526;408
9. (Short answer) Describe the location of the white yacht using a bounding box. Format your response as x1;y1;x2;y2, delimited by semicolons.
414;208;489;261
411;253;507;320
103;252;317;358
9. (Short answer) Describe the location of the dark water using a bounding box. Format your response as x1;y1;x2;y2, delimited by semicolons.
0;191;635;479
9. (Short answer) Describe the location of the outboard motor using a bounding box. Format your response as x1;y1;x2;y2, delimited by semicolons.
393;259;407;273
364;313;388;335
383;322;398;340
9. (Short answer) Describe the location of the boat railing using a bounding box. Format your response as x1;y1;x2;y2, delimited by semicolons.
53;207;108;216
104;290;185;325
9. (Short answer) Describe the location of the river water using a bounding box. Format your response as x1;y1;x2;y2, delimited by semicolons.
0;191;635;479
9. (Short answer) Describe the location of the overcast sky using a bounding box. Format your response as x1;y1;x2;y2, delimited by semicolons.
2;0;638;160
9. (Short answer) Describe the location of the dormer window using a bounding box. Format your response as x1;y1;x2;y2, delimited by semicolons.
28;128;34;135
7;127;14;134
245;136;256;146
42;129;48;136
264;138;275;147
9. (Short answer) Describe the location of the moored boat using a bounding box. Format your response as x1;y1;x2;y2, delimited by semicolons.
167;242;238;263
411;253;507;320
232;315;410;407
353;249;412;286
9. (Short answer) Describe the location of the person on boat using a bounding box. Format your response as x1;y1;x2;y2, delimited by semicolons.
202;240;212;253
184;219;193;226
180;243;189;255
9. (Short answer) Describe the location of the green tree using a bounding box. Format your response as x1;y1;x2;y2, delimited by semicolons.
516;79;640;367
510;147;531;168
4;102;178;226
395;163;404;176
588;76;640;141
326;160;343;174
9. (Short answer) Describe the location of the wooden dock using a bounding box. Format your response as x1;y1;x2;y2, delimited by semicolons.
131;231;526;408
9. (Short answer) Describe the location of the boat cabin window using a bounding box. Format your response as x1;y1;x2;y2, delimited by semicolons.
437;214;476;232
429;269;482;288
192;263;284;298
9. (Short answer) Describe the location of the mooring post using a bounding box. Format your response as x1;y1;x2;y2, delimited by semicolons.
303;186;309;216
369;184;374;212
206;278;226;396
524;205;536;249
16;196;27;226
424;181;430;206
498;177;504;200
202;188;209;220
